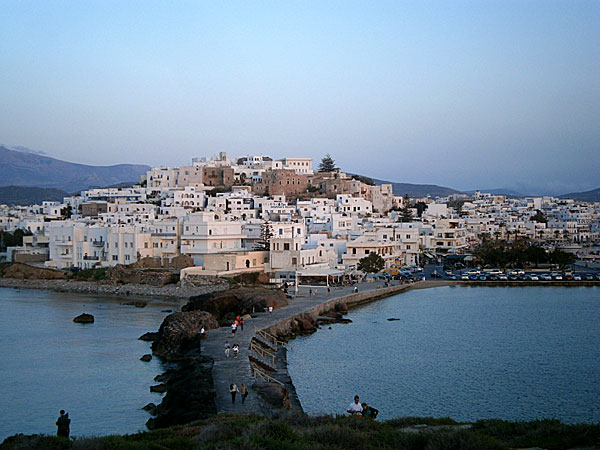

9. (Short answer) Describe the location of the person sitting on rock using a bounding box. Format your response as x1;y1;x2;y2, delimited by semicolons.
347;395;363;416
361;402;379;419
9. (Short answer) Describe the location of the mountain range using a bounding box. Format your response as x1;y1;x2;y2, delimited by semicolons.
0;145;150;193
370;177;461;198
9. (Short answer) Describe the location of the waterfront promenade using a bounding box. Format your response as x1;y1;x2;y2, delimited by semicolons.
199;279;432;414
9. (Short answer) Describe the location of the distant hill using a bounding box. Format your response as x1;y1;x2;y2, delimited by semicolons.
0;185;69;206
0;146;150;193
463;188;525;197
369;177;461;198
560;187;600;202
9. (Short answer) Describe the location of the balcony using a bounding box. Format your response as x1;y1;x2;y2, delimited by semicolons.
92;240;105;247
83;255;99;261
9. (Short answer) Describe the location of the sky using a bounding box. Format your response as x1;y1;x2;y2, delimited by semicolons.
1;1;598;196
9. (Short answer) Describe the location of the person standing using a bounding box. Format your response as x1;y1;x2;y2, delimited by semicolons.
268;306;273;315
230;382;239;404
233;343;239;358
231;322;237;336
240;383;249;404
56;410;70;438
225;341;231;358
240;318;244;331
347;395;363;416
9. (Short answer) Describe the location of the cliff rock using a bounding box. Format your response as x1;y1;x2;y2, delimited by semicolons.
184;288;288;325
152;311;219;359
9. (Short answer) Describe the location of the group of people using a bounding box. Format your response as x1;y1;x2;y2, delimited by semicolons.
229;382;249;404
224;341;240;358
231;316;244;336
347;395;379;419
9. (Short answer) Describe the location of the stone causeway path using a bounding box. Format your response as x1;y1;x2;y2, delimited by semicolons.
199;279;416;415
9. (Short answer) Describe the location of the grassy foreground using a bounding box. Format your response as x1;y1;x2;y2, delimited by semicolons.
1;413;598;450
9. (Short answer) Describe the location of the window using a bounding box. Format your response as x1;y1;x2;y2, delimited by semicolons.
365;249;370;254
352;248;356;255
284;243;290;251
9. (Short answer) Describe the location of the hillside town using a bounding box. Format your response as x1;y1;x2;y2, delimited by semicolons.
1;153;599;282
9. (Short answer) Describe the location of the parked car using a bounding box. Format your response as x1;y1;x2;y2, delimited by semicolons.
461;274;469;281
445;270;453;276
528;275;539;281
551;272;563;280
540;274;552;281
573;274;582;281
585;273;595;281
498;273;508;281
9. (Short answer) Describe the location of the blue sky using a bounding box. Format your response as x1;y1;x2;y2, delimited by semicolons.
1;1;598;195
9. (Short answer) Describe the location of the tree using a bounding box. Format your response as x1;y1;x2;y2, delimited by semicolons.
357;252;385;273
399;194;413;222
254;221;273;251
318;154;336;172
532;210;548;224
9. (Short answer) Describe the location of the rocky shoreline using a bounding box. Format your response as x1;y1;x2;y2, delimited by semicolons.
0;278;227;300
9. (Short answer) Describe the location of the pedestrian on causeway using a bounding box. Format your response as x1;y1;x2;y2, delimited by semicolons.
230;382;239;404
240;383;249;404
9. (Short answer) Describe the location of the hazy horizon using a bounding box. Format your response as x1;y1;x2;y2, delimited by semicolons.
1;1;598;196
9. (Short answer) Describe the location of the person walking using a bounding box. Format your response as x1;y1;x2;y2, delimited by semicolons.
233;343;239;358
240;383;249;404
268;306;273;315
240;318;244;331
230;382;239;404
56;410;70;438
231;322;237;336
225;341;231;358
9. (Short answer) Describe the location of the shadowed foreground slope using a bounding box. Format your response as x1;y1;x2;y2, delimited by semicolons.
2;413;598;450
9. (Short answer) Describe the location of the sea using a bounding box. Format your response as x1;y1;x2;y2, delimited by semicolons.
287;285;600;424
0;287;180;440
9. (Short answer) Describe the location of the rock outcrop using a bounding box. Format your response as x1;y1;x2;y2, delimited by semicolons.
105;265;179;286
0;263;66;280
253;382;292;409
146;356;216;430
139;332;158;341
184;288;288;325
152;311;219;360
73;313;94;323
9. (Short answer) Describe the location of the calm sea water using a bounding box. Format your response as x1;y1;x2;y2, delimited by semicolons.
0;287;180;440
287;286;600;424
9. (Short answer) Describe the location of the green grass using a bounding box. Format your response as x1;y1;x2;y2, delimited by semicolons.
72;267;108;281
2;414;598;450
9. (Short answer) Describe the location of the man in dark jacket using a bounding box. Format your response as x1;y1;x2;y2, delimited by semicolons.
56;410;70;438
